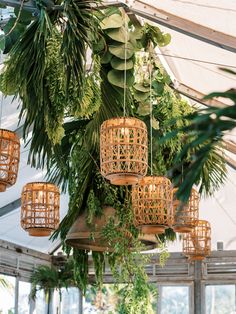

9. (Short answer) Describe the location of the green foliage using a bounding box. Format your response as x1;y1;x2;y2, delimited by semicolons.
30;261;74;301
73;249;89;295
159;80;235;201
0;276;14;291
92;252;105;289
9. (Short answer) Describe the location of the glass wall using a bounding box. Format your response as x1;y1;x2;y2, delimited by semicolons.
158;285;190;314
0;274;15;314
18;281;31;314
60;287;81;314
205;284;236;314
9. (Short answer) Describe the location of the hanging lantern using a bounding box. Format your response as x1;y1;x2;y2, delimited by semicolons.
172;188;199;233
21;182;60;237
0;129;20;192
183;219;211;261
132;176;173;234
66;206;158;252
100;117;148;185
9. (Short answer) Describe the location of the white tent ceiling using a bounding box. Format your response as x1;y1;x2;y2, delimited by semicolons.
0;0;236;253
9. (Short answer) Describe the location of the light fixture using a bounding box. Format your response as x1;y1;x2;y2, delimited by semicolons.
183;219;211;261
100;117;148;185
132;53;173;234
0;129;20;192
172;187;199;233
99;18;148;185
21;182;60;236
132;176;173;234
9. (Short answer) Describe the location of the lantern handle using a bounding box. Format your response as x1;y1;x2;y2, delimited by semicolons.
123;13;128;117
149;51;153;176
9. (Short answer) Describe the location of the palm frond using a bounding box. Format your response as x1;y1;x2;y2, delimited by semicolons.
161;87;236;202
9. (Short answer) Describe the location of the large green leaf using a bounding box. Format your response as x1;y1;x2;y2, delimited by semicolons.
0;35;5;51
93;37;105;53
159;33;171;47
134;83;150;93
110;56;134;70
107;27;128;43
133;90;149;102
101;51;112;64
100;14;123;30
109;42;135;59
152;80;164;95
107;69;134;88
3;19;26;53
137;103;150;116
14;8;33;25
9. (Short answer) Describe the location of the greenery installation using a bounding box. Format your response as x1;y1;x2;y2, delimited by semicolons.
0;1;226;312
159;69;235;202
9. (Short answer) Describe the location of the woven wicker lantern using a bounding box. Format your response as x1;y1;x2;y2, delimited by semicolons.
0;129;20;192
21;182;60;237
172;188;199;233
183;219;211;261
100;117;148;185
132;176;173;234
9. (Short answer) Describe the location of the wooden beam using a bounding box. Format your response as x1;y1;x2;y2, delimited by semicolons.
173;83;228;108
222;140;236;155
0;198;21;218
224;154;236;170
124;0;236;53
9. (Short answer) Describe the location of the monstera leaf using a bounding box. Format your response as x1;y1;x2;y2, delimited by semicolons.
107;27;128;43
107;69;134;88
133;90;150;102
109;42;135;59
110;57;134;70
101;51;112;64
134;83;150;93
100;14;123;30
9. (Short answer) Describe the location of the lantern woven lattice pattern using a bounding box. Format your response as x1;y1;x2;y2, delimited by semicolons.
100;117;148;185
132;176;173;234
173;188;199;233
21;182;60;236
0;129;20;192
183;220;211;261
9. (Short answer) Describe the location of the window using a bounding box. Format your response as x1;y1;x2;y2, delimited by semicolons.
60;287;81;314
0;274;15;314
18;281;31;314
158;285;190;314
205;284;236;314
34;289;47;314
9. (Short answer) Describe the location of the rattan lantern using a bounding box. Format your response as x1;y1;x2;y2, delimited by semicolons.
183;219;211;261
0;129;20;192
172;188;199;233
132;176;173;234
21;182;60;236
100;117;148;185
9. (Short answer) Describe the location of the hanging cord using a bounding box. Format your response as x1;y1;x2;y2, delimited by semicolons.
0;92;4;129
149;53;153;176
123;16;127;117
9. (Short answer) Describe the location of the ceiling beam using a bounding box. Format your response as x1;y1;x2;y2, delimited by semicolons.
224;155;236;171
0;198;21;218
0;0;37;12
172;83;228;108
124;0;236;53
1;0;235;52
222;140;236;155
